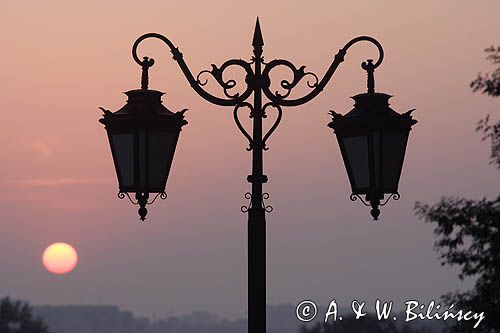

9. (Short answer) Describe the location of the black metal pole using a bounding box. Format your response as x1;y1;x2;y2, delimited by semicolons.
247;19;266;333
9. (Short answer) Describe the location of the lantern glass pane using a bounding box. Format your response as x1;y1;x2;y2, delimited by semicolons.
148;131;178;190
373;131;381;189
382;132;409;190
111;133;134;188
342;135;369;189
138;131;147;189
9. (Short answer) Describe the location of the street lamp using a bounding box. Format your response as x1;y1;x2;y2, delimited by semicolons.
328;60;417;220
99;19;416;333
99;59;187;221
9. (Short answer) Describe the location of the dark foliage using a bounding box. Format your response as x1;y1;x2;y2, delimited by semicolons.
414;197;500;332
299;315;430;333
0;298;51;333
470;46;500;97
476;114;500;168
413;51;500;331
471;45;500;168
411;45;500;332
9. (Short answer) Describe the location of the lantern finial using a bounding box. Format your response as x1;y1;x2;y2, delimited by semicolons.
141;56;155;90
361;59;376;94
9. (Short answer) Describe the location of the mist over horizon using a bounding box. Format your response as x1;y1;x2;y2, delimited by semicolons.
28;302;447;333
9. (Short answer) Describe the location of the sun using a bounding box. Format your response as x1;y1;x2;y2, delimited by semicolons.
42;242;78;275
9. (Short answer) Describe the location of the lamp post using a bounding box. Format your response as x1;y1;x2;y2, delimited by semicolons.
100;18;416;333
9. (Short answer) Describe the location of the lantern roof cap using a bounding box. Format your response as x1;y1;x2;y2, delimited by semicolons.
124;88;164;97
345;92;400;118
328;92;417;133
111;89;174;116
99;88;188;130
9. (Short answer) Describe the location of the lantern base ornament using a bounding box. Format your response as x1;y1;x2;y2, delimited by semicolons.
136;193;149;221
368;194;382;221
350;193;401;221
118;191;168;221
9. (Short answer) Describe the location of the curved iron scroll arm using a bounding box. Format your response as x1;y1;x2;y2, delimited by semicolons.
233;102;255;151
262;36;384;107
132;33;254;107
261;102;283;150
196;59;254;100
261;60;319;100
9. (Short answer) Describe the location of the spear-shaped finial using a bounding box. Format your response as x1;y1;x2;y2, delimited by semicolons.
252;17;264;48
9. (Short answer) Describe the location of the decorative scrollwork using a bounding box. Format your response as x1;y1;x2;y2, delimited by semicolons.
240;192;273;213
196;59;254;100
132;33;254;106
350;193;371;207
118;192;139;205
379;193;400;207
241;192;253;213
233;102;282;152
117;192;167;205
148;192;168;205
261;102;283;151
262;192;273;213
262;36;384;107
234;103;254;151
126;30;389;223
261;59;319;101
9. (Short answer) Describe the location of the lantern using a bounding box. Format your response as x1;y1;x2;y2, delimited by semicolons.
329;92;417;220
100;86;187;221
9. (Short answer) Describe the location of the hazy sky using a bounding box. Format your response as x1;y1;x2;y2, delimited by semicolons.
1;0;499;320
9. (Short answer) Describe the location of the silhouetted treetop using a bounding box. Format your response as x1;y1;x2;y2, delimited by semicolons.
0;297;51;333
415;196;500;280
410;44;500;333
471;45;500;97
415;196;500;332
476;114;500;168
470;45;500;168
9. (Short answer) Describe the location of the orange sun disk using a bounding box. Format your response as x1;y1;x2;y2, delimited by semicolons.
42;242;78;275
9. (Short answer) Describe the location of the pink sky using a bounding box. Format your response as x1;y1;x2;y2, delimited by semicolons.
1;0;499;318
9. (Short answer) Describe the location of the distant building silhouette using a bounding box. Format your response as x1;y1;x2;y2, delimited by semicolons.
34;305;148;333
33;304;445;333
